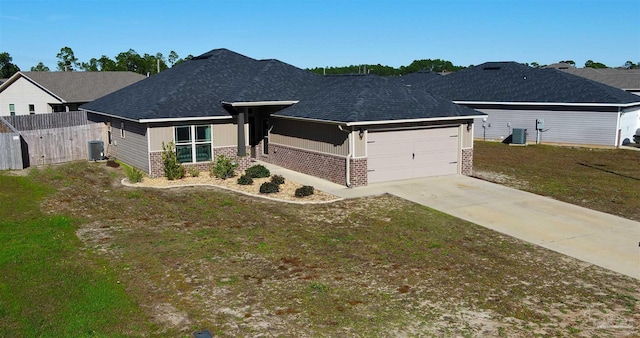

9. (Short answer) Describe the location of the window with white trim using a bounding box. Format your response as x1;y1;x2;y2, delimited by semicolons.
9;104;15;116
28;104;35;114
175;125;212;163
120;122;125;138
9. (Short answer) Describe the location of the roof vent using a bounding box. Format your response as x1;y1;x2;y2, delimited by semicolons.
483;66;501;70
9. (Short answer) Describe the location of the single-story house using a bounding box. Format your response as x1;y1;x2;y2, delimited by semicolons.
0;71;146;115
415;62;640;147
81;49;484;186
544;63;640;96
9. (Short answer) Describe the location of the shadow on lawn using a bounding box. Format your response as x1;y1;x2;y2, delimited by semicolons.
577;162;640;181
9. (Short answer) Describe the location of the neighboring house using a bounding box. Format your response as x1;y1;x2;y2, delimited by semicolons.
416;62;640;147
544;63;640;96
0;71;146;116
81;49;484;186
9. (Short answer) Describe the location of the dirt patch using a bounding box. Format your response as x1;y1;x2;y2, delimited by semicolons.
474;170;530;189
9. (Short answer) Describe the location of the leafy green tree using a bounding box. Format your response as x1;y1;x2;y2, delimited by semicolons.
400;58;464;74
624;61;638;69
559;60;576;66
30;62;50;71
81;58;99;71
0;52;20;77
97;55;118;71
168;50;179;66
116;49;143;73
56;46;80;71
584;60;607;69
529;62;541;68
174;54;193;66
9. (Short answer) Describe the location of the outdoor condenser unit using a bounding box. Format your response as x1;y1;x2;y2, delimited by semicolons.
512;128;527;145
88;140;104;161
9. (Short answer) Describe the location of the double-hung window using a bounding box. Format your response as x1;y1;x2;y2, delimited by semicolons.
175;125;212;163
9;104;15;116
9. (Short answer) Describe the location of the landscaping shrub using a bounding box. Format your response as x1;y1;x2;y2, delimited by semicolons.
245;164;270;178
237;174;253;185
259;181;280;194
162;141;185;180
295;185;315;197
125;166;144;183
271;174;285;185
211;155;237;179
187;166;200;177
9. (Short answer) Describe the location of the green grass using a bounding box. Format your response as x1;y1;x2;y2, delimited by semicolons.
474;141;640;221
0;161;638;336
0;172;151;337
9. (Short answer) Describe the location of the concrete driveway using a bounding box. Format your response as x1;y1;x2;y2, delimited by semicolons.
263;163;640;280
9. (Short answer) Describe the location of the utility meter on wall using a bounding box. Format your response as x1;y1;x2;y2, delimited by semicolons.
536;118;544;130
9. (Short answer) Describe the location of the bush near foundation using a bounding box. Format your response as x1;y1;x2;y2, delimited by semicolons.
295;185;315;197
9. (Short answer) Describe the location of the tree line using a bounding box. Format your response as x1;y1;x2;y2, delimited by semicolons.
0;47;193;77
1;49;638;79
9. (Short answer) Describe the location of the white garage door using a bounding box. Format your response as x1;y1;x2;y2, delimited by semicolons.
367;127;459;183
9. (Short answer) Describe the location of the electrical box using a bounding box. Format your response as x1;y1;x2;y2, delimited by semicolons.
536;118;544;130
512;128;527;144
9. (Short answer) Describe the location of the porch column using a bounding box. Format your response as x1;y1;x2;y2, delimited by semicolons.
237;107;247;156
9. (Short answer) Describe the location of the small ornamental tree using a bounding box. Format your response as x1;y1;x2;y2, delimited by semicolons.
161;141;185;180
211;155;237;179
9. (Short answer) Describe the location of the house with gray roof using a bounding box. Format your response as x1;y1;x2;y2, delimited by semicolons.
82;49;484;186
0;71;146;115
544;63;640;96
416;62;640;147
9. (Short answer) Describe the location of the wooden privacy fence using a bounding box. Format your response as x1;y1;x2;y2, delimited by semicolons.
0;111;104;169
0;116;27;170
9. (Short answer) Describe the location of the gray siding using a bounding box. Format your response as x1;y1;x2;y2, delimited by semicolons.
474;108;618;146
111;118;149;173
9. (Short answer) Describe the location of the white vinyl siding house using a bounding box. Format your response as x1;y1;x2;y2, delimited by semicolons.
0;76;59;115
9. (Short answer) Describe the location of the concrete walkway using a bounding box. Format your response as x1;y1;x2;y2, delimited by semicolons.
261;162;640;279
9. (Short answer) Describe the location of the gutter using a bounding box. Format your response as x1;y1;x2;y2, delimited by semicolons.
453;100;640;109
272;114;486;126
338;125;352;187
221;100;299;107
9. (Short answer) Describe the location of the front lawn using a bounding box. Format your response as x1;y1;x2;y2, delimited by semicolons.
473;141;640;221
0;162;638;337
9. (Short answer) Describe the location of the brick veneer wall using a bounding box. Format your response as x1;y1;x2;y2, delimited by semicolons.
264;144;349;186
461;148;473;176
349;157;368;187
148;146;251;178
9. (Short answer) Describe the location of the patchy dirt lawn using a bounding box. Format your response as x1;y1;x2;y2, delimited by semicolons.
31;162;640;337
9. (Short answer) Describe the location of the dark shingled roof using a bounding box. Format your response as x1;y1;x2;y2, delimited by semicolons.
82;49;320;120
82;48;483;123
276;74;481;123
418;62;640;105
388;70;441;87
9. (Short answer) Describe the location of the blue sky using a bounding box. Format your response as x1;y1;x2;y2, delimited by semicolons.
1;0;639;71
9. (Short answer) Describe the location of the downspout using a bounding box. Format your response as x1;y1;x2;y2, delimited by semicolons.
338;125;352;187
616;107;622;148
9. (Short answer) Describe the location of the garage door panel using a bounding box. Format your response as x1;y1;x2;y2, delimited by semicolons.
368;127;459;183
